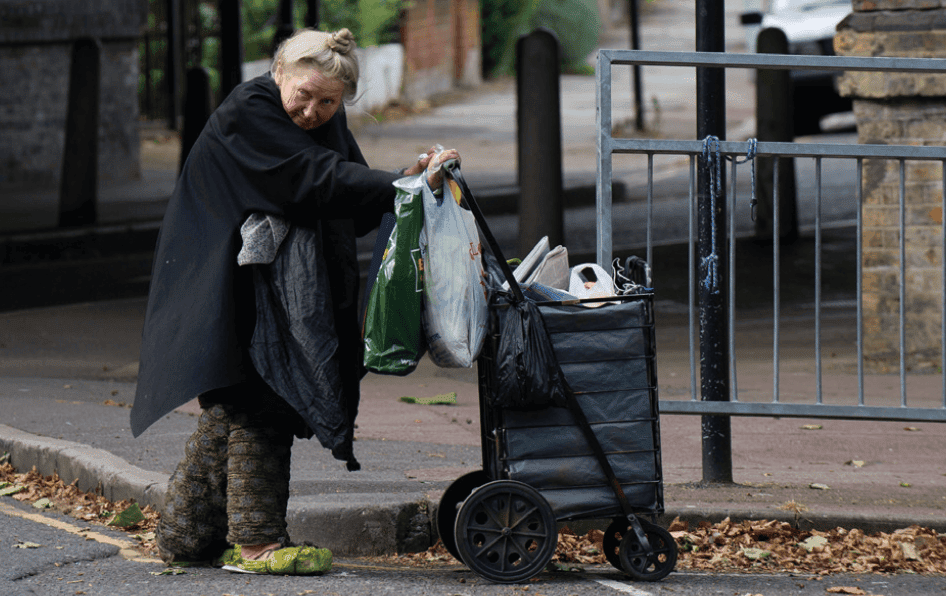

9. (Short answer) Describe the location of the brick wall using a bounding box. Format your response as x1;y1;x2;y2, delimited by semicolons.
836;3;946;372
400;0;481;102
454;0;482;87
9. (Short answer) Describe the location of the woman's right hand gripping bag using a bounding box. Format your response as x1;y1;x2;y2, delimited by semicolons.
420;171;488;368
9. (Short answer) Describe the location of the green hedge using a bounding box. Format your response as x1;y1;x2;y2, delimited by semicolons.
481;0;601;77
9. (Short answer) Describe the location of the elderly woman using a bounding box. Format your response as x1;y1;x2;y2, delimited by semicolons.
131;28;458;574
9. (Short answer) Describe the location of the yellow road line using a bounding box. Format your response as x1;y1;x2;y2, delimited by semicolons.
0;500;158;563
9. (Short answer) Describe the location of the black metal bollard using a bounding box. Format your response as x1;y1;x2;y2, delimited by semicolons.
755;27;799;243
59;37;101;228
219;0;244;102
305;0;319;27
696;0;733;485
166;0;183;130
273;0;295;55
179;67;213;173
516;29;564;256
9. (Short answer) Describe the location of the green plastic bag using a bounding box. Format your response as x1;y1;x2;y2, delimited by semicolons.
362;174;426;375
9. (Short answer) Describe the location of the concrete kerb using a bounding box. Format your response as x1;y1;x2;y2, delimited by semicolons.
288;494;434;556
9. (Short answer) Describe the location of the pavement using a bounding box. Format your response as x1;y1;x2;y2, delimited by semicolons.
2;0;945;560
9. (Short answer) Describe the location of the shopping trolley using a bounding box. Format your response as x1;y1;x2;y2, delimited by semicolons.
435;166;678;584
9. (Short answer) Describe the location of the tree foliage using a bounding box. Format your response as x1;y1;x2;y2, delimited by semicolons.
481;0;602;78
239;0;404;60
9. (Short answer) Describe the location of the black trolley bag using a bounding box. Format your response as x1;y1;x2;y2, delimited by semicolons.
436;164;678;584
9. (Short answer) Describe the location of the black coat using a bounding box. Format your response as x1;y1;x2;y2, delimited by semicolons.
131;75;399;440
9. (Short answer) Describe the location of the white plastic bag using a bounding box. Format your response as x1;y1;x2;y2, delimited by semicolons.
568;263;616;307
419;175;488;367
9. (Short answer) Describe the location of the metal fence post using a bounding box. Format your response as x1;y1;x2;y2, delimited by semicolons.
516;29;565;255
629;0;645;132
59;38;100;228
696;0;733;484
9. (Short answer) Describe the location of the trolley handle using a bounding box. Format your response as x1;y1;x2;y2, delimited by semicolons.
444;164;526;303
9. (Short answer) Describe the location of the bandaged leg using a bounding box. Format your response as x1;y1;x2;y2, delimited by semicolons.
155;404;230;563
225;406;294;547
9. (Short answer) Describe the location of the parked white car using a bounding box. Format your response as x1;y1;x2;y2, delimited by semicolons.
740;0;853;135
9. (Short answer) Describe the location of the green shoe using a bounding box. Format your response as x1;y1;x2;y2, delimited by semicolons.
224;545;332;575
214;545;241;567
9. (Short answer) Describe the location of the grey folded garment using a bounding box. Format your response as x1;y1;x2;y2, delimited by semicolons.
238;213;290;266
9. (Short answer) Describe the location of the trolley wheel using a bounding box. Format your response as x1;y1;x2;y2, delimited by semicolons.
437;470;490;561
454;480;557;584
619;519;678;582
602;518;631;571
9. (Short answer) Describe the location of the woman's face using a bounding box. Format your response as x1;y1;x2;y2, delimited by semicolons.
275;65;345;130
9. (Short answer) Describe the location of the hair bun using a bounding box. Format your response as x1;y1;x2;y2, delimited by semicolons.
329;28;355;54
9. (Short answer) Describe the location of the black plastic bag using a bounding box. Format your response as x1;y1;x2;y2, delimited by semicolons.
490;292;574;410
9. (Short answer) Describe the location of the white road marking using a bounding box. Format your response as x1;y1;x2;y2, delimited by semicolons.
593;578;654;595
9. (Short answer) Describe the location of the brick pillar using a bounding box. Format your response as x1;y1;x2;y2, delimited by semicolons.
835;1;946;372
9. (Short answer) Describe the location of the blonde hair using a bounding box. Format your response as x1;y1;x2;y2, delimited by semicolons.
271;28;359;103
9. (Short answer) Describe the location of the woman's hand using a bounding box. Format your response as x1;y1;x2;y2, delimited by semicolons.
425;148;460;189
402;146;461;189
402;147;435;177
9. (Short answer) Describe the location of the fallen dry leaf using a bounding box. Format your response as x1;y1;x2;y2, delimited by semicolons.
799;535;829;553
899;541;920;561
826;587;866;595
0;484;25;496
108;502;145;527
741;547;771;560
32;497;53;509
778;500;810;514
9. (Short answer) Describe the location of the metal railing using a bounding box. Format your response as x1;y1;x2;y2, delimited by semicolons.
596;49;946;423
